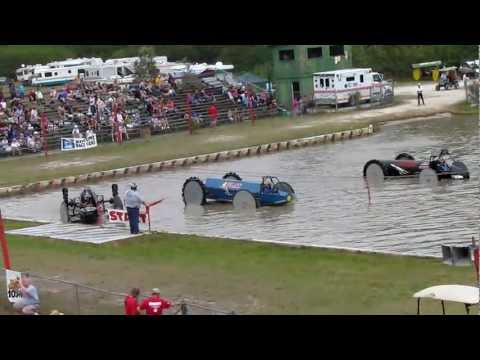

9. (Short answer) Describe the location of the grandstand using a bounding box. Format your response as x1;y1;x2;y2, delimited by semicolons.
0;73;280;156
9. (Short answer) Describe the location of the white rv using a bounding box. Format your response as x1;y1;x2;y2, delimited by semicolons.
16;64;44;83
83;62;136;84
313;68;391;106
30;58;103;86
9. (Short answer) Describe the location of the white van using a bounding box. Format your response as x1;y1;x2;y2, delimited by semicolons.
313;68;391;106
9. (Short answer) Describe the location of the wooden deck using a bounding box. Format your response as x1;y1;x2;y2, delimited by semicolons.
6;223;140;244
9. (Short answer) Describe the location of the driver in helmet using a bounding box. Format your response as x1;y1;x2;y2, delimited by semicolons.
438;149;451;172
80;188;95;207
263;177;273;191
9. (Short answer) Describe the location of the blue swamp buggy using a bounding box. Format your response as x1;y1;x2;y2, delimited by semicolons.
182;172;295;209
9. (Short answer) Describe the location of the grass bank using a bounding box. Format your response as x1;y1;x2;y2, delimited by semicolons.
449;101;479;115
1;220;476;315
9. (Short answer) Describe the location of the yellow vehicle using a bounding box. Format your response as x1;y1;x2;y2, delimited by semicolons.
411;60;443;81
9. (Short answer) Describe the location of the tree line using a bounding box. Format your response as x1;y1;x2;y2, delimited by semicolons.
0;45;476;80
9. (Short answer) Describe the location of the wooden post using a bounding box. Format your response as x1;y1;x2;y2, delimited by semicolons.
465;79;468;103
249;106;256;126
186;98;192;135
74;284;81;315
0;209;11;270
364;178;372;206
471;236;480;315
146;206;151;233
40;113;48;158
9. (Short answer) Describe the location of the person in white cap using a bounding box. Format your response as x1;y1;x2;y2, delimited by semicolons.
417;83;425;105
124;183;147;234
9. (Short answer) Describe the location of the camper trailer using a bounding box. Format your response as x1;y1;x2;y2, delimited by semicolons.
16;64;45;83
30;58;103;86
313;68;391;106
83;61;136;84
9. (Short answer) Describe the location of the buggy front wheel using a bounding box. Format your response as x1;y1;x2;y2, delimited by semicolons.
233;190;259;210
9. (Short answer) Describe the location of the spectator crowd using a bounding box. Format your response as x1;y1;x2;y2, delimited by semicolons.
1;73;278;157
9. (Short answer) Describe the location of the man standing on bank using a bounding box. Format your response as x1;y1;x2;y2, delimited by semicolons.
417;83;425;106
124;183;147;234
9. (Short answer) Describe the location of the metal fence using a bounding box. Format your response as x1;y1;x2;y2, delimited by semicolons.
0;270;235;315
465;79;479;105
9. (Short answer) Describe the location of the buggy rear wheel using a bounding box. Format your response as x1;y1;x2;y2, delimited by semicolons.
222;172;242;181
59;202;70;224
419;168;438;187
363;160;386;186
233;190;258;210
395;153;415;161
182;177;206;206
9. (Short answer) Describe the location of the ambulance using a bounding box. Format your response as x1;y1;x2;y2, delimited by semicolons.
313;68;392;106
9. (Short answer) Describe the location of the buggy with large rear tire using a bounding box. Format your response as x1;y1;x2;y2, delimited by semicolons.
363;149;470;180
182;172;295;209
60;184;124;224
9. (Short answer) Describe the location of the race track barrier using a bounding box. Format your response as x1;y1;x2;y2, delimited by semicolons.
0;125;375;198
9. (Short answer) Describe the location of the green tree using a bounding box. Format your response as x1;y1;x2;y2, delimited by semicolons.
133;46;159;81
352;45;478;78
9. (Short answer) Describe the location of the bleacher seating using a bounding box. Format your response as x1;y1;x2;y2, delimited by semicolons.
0;74;279;156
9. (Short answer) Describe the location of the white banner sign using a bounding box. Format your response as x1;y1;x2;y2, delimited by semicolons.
5;269;22;303
107;209;148;224
61;134;97;151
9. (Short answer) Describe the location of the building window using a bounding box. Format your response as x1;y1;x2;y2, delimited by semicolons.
346;76;355;82
329;45;345;57
279;49;295;61
307;47;323;59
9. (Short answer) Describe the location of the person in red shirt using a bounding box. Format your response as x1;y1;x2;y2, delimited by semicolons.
124;288;140;315
208;103;218;128
139;288;171;316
